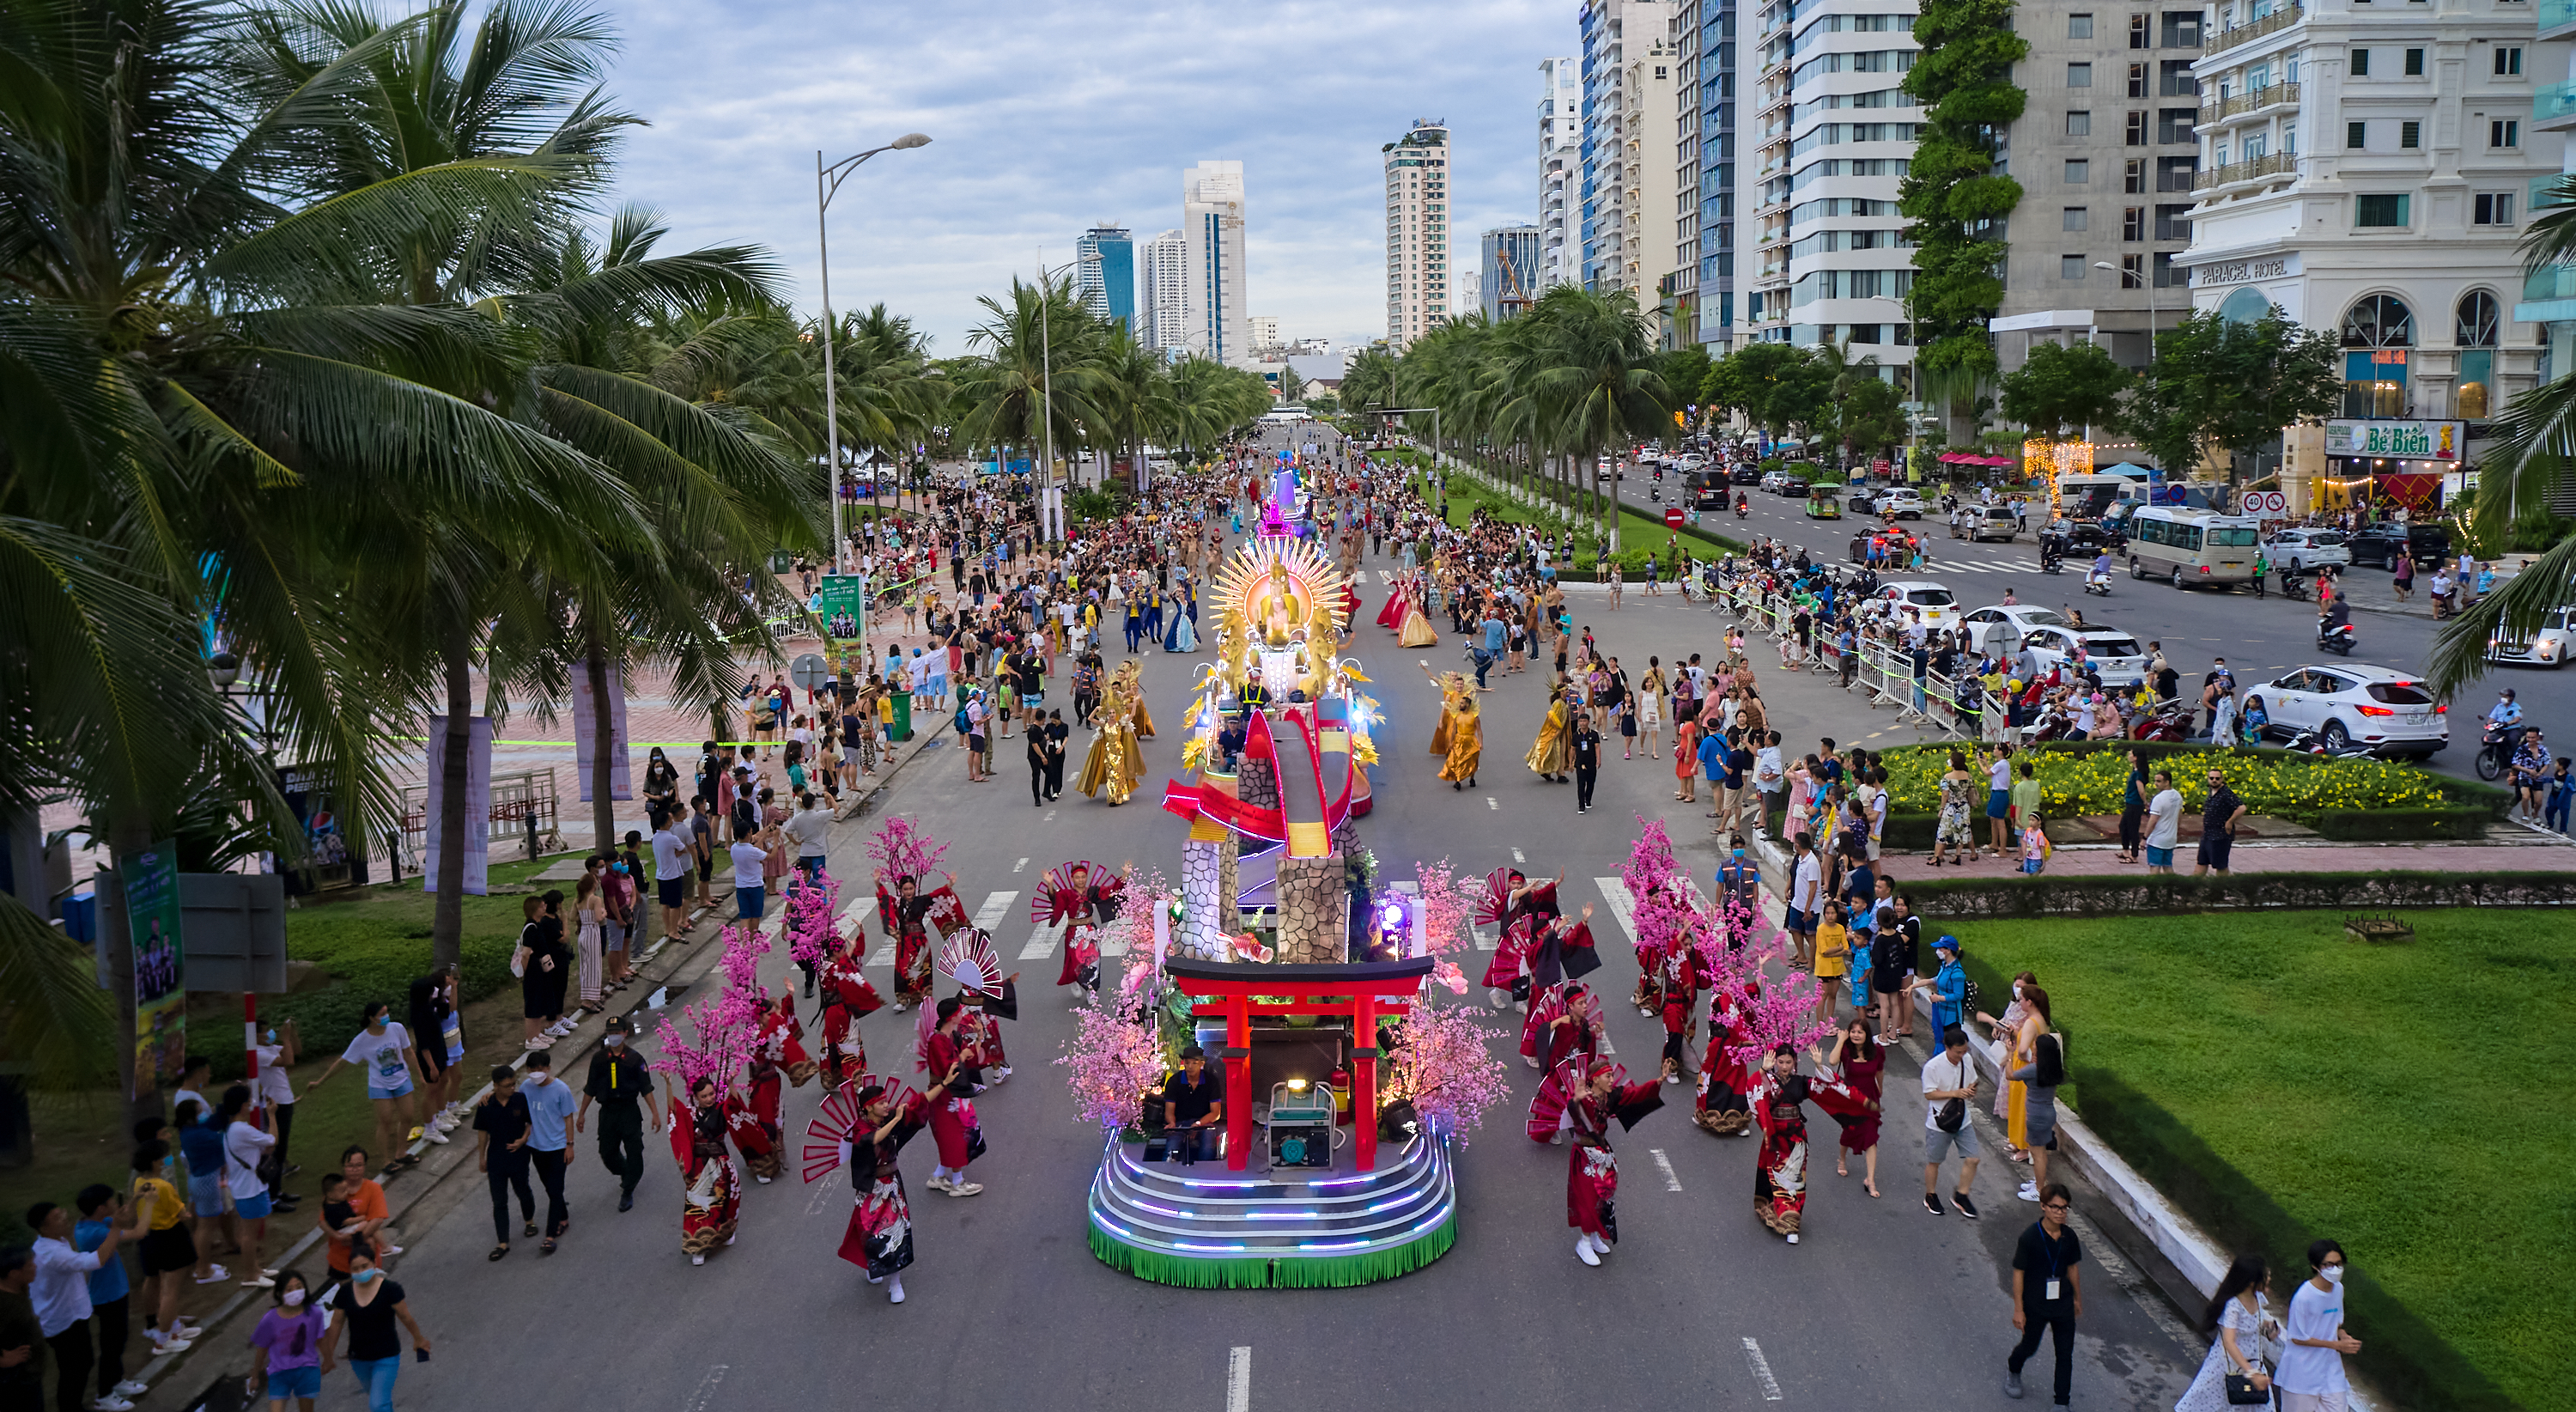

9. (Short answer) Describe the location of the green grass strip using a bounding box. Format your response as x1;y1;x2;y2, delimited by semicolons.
1088;1214;1458;1288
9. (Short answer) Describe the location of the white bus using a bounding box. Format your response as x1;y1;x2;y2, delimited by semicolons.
2124;507;2262;588
2055;472;2132;521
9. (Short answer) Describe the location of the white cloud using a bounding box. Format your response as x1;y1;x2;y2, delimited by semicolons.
609;0;1570;352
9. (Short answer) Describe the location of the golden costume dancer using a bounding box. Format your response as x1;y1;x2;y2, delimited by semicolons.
1115;660;1157;739
1441;695;1484;790
1524;677;1573;782
1419;664;1467;758
1396;579;1440;648
1076;677;1142;805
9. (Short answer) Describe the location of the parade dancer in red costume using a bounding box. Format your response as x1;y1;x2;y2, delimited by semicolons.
1036;862;1125;996
1564;1057;1667;1267
919;999;989;1197
761;995;817;1088
726;1052;786;1184
835;1083;928;1303
1694;975;1763;1135
874;870;963;1011
667;1077;740;1267
817;935;883;1087
1746;1045;1879;1245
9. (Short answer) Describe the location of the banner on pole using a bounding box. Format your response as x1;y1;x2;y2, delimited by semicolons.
572;662;633;802
422;715;493;896
123;839;185;1097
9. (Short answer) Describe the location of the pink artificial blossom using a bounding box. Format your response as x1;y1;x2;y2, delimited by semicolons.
1055;994;1166;1135
865;814;949;883
1382;1002;1511;1144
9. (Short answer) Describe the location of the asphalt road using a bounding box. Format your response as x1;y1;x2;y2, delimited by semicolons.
325;429;2208;1412
1617;471;2574;785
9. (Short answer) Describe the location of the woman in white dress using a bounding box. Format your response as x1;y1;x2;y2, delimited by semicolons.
2173;1254;2277;1412
1637;660;1666;760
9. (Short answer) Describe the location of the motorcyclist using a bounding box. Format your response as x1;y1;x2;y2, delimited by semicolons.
2039;518;2068;568
2089;551;2112;583
2487;689;2524;732
2318;595;2351;642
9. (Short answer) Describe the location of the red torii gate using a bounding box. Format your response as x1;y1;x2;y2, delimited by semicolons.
1163;957;1432;1173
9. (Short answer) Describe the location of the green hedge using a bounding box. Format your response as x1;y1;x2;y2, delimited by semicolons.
2312;806;2492;841
1879;741;2497;828
1901;868;2576;917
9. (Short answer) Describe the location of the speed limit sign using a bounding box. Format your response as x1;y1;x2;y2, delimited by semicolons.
2244;490;2287;515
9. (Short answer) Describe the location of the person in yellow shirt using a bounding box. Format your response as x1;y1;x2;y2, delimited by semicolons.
1812;898;1852;1027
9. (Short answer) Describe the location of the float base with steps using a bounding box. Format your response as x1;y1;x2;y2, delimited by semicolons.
1087;1130;1456;1288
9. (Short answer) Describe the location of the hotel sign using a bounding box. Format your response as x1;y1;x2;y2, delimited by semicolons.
2194;254;2295;287
2324;419;2464;461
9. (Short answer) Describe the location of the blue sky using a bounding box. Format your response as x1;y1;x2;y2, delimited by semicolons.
610;0;1568;354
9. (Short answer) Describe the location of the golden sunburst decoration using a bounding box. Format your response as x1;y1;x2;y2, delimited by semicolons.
1210;536;1352;642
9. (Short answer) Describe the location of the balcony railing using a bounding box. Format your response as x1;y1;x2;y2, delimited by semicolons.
2544;0;2576;35
2188;150;2295;191
2533;173;2576;210
2539;80;2576;125
2196;81;2300;126
2208;2;2303;55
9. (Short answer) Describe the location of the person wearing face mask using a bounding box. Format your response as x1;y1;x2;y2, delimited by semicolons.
2275;1239;2360;1412
515;1054;578;1255
470;1067;534;1262
317;1241;427;1412
576;1016;662;1213
304;1004;422;1175
246;1270;325;1412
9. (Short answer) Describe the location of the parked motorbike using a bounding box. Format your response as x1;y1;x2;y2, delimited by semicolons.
2083;568;2112;598
2281;726;2376;759
2128;698;2197;743
2317;620;2355;656
2281;569;2312;601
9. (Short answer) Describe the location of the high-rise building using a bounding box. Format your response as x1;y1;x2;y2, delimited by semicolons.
1987;9;2207;372
1182;161;1250;365
2525;1;2576;405
1249;316;1281;350
2182;0;2559;429
1074;225;1136;332
1140;228;1188;356
1540;58;1583;291
1678;0;1742;349
1482;225;1544;319
1743;0;1923;366
1384;119;1453;349
1623;25;1683;334
1580;0;1673;295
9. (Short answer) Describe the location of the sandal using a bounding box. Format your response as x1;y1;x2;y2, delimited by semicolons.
488;1245;509;1262
540;1239;558;1257
525;1221;540;1238
1865;1181;1881;1198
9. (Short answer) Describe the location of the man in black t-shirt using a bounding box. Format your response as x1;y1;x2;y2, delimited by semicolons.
1158;1046;1224;1165
2006;1183;2084;1405
471;1065;536;1256
577;1017;662;1211
1571;713;1603;813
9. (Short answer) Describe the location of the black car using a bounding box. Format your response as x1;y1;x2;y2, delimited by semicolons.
2346;521;2451;569
2063;520;2119;550
1729;463;1764;485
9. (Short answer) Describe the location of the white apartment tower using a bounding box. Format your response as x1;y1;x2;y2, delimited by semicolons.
1624;26;1685;328
1745;0;1923;365
1540;58;1583;292
1182;161;1251;365
1580;0;1674;295
1384;119;1453;349
1140;228;1188;356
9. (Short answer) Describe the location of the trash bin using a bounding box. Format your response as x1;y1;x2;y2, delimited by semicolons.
768;550;793;575
888;691;913;742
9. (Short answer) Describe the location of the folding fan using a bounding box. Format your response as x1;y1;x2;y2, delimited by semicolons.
938;928;1005;996
1028;862;1113;922
801;1074;917;1184
1473;866;1515;926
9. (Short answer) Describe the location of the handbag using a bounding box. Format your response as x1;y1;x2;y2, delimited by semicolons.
1934;1097;1966;1132
2222;1372;2269;1405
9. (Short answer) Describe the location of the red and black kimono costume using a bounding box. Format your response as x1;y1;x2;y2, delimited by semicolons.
967;983;1017;1072
1655;948;1699;1078
837;1092;927;1280
1564;1060;1666;1244
920;1027;984;1172
877;879;963;1007
1041;877;1123;990
1830;1038;1886;1155
1692;977;1763;1136
673;1101;740;1258
1482;914;1536;995
724;1059;784;1182
1747;1067;1876;1239
1525;915;1598;995
817;949;884;1087
762;999;817;1087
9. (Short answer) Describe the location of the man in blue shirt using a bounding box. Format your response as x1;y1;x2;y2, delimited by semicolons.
1924;935;1968;1038
519;1052;580;1252
75;1185;149;1409
1478;611;1506;689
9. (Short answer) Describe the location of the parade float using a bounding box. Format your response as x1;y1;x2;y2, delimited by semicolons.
1063;457;1506;1289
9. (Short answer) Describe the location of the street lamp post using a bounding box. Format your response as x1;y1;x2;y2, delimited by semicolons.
1032;252;1100;539
816;133;931;577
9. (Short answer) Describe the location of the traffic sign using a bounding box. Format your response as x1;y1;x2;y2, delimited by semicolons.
2243;490;2287;515
1665;506;1685;528
790;654;829;693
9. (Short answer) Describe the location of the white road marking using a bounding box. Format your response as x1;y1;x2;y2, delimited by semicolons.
1014;856;1029;873
805;1174;841;1216
1018;924;1061;960
971;891;1019;929
1594;877;1638;944
1512;848;1525;864
1740;1338;1783;1400
683;1366;730;1412
866;941;897;966
1595;1030;1616;1056
835;898;866;927
1226;1347;1252;1412
1472;925;1497;952
1485;796;1498;811
1651;1147;1683;1191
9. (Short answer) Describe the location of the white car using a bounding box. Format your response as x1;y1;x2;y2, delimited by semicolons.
2243;664;2448;757
2263;528;2352;574
2019;624;2150;688
1873;580;1959;630
1957;604;2073;657
1877;487;1927;520
2487;606;2576;669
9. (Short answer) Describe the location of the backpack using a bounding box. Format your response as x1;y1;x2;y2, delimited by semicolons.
954;703;972;734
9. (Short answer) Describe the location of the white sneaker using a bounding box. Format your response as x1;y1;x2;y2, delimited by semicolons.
944;1180;984;1197
1550;1130;1564;1146
754;1174;772;1184
93;1396;135;1411
993;1066;1012;1082
1786;1232;1800;1245
112;1382;149;1397
422;1127;449;1144
887;1278;906;1304
380;1244;404;1257
1575;1234;1601;1266
2017;1183;2041;1202
192;1265;229;1285
690;1252;705;1266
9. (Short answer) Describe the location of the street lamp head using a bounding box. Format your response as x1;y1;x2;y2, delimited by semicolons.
2092;261;2117;271
208;649;240;689
891;133;932;149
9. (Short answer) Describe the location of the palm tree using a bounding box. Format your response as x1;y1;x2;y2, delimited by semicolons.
1521;287;1673;550
951;275;1115;492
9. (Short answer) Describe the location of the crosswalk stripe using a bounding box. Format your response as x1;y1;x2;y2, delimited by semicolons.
866;941;896;966
1018;923;1060;961
1594;876;1639;945
971;891;1019;930
1473;924;1497;952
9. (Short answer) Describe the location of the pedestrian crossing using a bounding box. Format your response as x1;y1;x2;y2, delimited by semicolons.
1018;923;1062;961
970;890;1020;930
1593;877;1639;944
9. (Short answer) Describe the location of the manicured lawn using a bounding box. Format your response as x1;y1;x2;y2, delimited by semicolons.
1955;908;2570;1412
